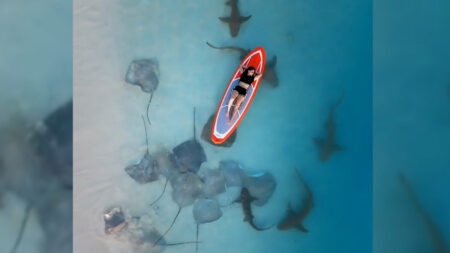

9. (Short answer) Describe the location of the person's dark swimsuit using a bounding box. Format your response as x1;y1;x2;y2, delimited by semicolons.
234;70;255;96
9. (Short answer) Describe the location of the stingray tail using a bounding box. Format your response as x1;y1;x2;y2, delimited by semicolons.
193;107;196;140
164;240;201;246
141;115;150;154
146;92;154;126
153;207;182;246
10;203;32;253
196;223;199;253
149;178;169;206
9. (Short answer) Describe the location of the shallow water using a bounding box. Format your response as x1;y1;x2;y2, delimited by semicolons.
74;0;372;252
373;0;450;252
0;0;72;252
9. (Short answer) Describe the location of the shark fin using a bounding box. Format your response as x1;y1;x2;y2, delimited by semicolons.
219;17;232;23
239;15;252;23
296;223;308;233
333;144;345;151
313;138;324;148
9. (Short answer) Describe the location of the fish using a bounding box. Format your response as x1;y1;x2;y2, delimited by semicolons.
313;89;345;162
218;0;251;37
239;187;272;231
277;169;313;232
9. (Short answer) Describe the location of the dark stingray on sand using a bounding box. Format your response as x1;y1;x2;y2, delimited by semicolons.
104;206;198;253
152;171;204;246
219;160;246;187
124;116;159;184
125;153;158;184
170;172;204;207
170;108;206;173
125;59;159;93
29;100;73;189
200;169;226;198
170;140;206;173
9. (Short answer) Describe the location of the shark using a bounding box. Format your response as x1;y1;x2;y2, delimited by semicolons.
205;42;279;87
313;89;345;162
277;169;313;232
239;187;272;231
219;0;251;37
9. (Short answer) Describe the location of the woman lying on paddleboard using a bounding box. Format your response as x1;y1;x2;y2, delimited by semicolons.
226;64;262;122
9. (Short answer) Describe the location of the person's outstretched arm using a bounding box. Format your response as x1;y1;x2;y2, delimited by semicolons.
254;72;262;81
239;64;247;73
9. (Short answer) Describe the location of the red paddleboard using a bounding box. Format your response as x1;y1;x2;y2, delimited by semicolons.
211;47;266;144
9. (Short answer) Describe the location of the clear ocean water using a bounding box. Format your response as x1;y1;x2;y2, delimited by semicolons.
0;0;72;252
74;0;372;252
374;0;450;252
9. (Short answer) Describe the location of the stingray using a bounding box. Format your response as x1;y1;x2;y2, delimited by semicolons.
170;172;204;207
243;172;276;206
124;116;158;184
29;100;73;189
130;227;199;253
193;198;223;253
216;186;242;206
105;207;199;253
170;108;206;173
153;171;204;246
201;113;237;147
126;59;159;94
219;160;246;187
206;42;279;87
200;169;226;198
125;59;158;126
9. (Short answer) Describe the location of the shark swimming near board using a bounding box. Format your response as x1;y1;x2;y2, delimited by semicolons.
239;187;272;231
277;169;313;232
206;42;279;87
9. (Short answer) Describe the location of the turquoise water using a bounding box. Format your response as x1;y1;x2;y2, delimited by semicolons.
374;0;450;252
74;0;372;252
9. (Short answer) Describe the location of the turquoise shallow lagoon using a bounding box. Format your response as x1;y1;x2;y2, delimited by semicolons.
0;0;72;252
374;0;450;252
74;0;371;252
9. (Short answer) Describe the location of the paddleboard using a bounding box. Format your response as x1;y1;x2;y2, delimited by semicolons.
211;47;266;144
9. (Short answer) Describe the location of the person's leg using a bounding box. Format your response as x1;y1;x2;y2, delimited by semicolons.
230;95;246;122
227;90;239;118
